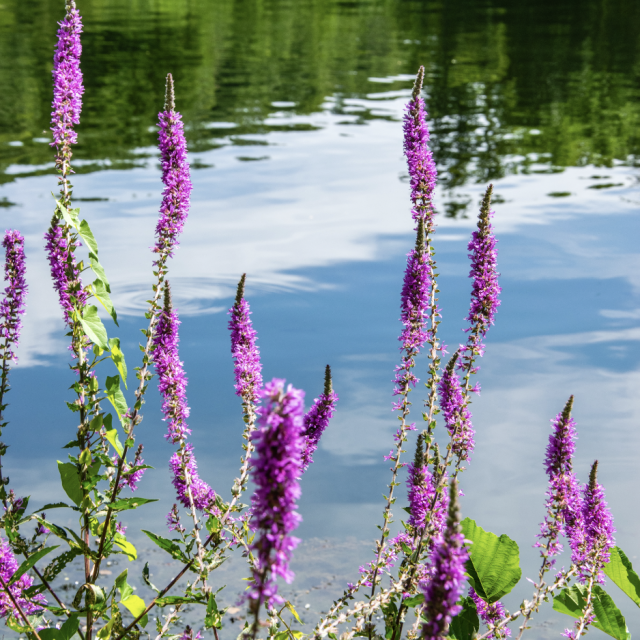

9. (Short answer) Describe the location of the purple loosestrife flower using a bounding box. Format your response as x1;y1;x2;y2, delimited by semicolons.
179;627;202;640
114;444;146;492
421;479;468;639
537;397;585;562
0;231;27;363
50;0;83;200
228;274;263;405
169;445;215;511
153;283;191;443
579;461;615;584
469;588;511;639
248;379;305;609
403;67;437;229
154;74;192;261
0;536;46;618
167;504;186;534
438;352;475;463
301;365;338;471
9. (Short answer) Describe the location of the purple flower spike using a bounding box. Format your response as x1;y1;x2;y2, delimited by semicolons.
403;67;437;229
115;444;146;492
50;0;84;198
463;186;501;350
0;231;27;363
249;379;305;609
538;397;585;562
169;444;215;511
421;479;468;640
0;535;46;618
579;461;615;584
438;352;475;463
228;274;263;406
469;588;511;639
154;74;192;261
301;365;338;471
153;283;191;444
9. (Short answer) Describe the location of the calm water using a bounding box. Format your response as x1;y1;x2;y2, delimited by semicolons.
1;0;640;636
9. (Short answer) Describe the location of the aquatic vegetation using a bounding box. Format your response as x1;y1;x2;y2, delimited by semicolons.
0;5;636;640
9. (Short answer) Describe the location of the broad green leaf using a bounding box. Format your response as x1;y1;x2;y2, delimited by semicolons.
105;427;124;457
111;497;157;512
142;530;188;562
80;305;109;350
285;601;302;624
121;594;148;628
109;338;127;387
604;547;640;607
553;584;630;640
9;546;58;586
115;569;134;601
461;518;522;603
78;219;99;256
449;597;480;640
402;594;424;608
114;534;137;561
273;633;288;640
39;615;79;640
57;461;83;506
105;375;128;421
90;254;111;292
57;202;80;229
204;593;222;629
94;280;118;327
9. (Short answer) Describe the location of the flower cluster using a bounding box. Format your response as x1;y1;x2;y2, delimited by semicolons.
249;379;304;608
301;365;338;471
114;444;146;492
0;231;27;363
50;0;83;189
438;352;475;463
169;445;215;511
228;274;263;406
0;536;46;619
421;480;468;639
469;588;511;639
154;74;192;261
403;66;437;228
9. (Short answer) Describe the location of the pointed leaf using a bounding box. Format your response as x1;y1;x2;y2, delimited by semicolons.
93;280;118;327
78;219;99;256
39;615;79;640
57;461;82;506
122;594;148;628
90;254;111;293
111;498;157;512
604;547;640;607
105;375;128;421
105;428;124;457
114;534;137;561
449;597;480;640
80;306;109;350
461;518;521;603
57;202;80;229
141;530;188;562
9;546;59;586
109;338;127;387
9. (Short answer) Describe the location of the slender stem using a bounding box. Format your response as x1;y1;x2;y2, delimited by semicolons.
0;573;43;640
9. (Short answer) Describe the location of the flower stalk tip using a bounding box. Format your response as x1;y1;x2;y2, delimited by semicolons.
235;273;246;306
323;363;332;396
165;73;175;112
412;65;425;101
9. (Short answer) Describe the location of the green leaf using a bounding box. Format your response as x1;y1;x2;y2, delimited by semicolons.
114;534;137;561
604;547;640;607
115;569;134;601
78;219;99;256
449;597;480;640
39;615;79;640
141;530;188;562
109;338;127;387
553;584;630;640
155;595;206;606
90;254;111;293
402;594;424;608
204;593;222;629
72;583;106;612
94;280;118;327
105;375;128;421
57;202;80;229
461;518;522;603
42;549;81;581
206;515;221;534
121;594;148;628
80;305;109;350
39;502;70;511
105;427;124;457
9;546;59;586
142;562;159;594
57;461;83;506
111;497;157;512
285;601;302;624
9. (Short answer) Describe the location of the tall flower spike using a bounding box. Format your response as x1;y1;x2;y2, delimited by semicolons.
301;365;338;471
154;73;192;261
580;461;615;584
228;274;263;406
0;231;27;364
406;433;430;531
403;66;437;230
421;478;468;639
438;351;475;463
169;444;215;511
248;379;305;610
0;536;46;619
538;396;585;562
50;0;84;206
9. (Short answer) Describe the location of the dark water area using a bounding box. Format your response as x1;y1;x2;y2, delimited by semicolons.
1;0;640;637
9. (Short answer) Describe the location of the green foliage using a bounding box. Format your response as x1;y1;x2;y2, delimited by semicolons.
8;546;58;586
39;615;79;640
604;547;640;607
204;593;222;629
115;569;148;627
105;375;128;421
142;529;189;562
94;279;118;326
461;518;522;603
553;584;630;640
109;338;127;387
57;461;83;506
80;305;109;350
449;597;480;640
